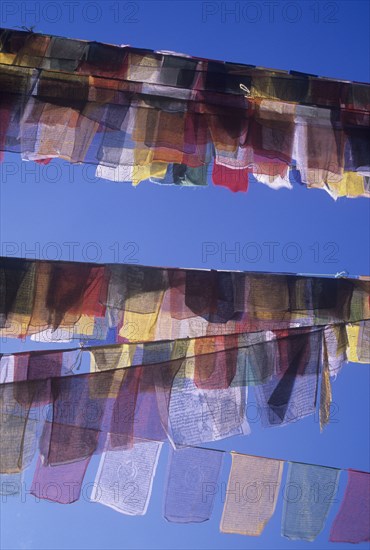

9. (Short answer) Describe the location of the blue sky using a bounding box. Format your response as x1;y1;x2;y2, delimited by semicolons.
0;1;369;549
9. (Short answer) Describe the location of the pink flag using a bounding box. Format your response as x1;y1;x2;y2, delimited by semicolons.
329;469;370;544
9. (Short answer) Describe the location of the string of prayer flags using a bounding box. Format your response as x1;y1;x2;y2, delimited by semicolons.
1;257;369;344
0;28;369;198
1;436;369;544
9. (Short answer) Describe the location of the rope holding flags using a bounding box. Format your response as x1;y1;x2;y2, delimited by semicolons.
1;441;369;544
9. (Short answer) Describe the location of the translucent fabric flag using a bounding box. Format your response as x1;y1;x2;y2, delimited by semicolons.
126;364;169;443
193;334;239;389
12;351;63;382
0;354;14;383
282;462;341;541
329;470;370;544
91;345;134;372
109;359;182;448
324;324;348;376
220;453;283;536
0;257;35;329
0;378;39;474
346;324;364;362
357;320;370;362
319;340;332;431
164;446;223;523
0;414;38;473
40;370;121;466
292;105;346;196
168;368;249;447
31;456;91;504
319;324;348;430
254;328;322;427
91;437;162;515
